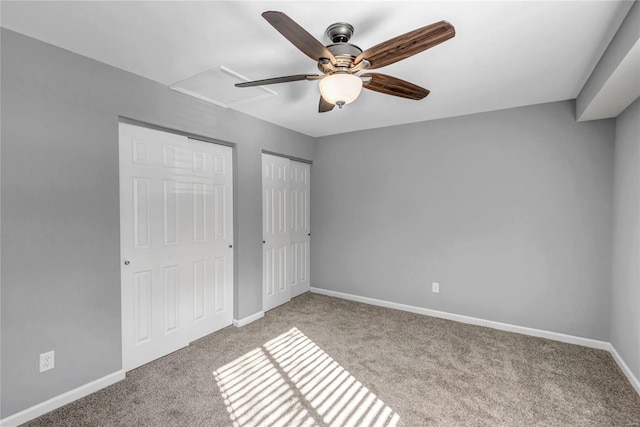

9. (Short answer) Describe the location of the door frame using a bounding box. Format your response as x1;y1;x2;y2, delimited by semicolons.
262;150;312;166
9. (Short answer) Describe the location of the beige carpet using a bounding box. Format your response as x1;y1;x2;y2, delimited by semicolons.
213;327;400;426
25;292;640;426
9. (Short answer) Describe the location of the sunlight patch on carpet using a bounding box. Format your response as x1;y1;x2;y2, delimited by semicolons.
213;327;400;427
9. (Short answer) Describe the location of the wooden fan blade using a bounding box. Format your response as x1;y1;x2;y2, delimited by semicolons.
262;11;337;64
319;96;335;113
355;21;455;69
361;73;430;100
235;74;319;87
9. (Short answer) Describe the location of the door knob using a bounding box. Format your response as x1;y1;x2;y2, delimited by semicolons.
263;240;266;244
124;260;130;265
229;244;233;248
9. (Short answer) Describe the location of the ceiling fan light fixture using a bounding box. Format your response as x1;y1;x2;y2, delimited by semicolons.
318;73;363;107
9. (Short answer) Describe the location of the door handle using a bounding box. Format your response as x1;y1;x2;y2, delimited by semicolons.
263;240;266;244
123;260;130;266
229;244;233;248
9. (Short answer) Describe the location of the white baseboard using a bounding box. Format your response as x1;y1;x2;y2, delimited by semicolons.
0;370;125;427
233;311;264;327
609;344;640;396
309;287;610;350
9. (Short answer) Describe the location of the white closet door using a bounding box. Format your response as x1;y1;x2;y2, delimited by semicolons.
262;154;291;312
289;161;311;297
119;123;233;372
189;141;234;342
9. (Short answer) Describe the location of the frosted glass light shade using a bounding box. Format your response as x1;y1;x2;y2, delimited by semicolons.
319;73;363;106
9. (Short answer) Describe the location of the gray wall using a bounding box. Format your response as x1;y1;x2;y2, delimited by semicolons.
0;29;314;418
611;97;640;380
311;101;615;341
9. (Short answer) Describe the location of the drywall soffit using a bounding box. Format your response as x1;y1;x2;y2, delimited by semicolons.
578;39;640;121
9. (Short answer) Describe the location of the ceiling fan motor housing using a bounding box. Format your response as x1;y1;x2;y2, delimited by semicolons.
326;43;362;58
319;42;363;72
319;22;365;71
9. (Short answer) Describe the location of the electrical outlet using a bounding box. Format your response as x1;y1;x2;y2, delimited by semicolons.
432;282;440;293
40;351;55;373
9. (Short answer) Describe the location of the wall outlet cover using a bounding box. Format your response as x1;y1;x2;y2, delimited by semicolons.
40;350;55;372
432;282;440;293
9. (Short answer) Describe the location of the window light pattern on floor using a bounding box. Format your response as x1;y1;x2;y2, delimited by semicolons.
213;327;400;427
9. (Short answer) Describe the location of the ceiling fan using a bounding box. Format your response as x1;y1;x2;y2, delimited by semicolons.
236;11;455;113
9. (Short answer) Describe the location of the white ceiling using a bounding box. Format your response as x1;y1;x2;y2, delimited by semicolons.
1;1;633;137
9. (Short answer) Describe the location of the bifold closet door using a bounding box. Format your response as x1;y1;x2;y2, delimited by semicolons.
119;123;233;372
262;154;310;312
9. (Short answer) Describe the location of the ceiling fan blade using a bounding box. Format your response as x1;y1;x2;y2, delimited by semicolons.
361;73;430;100
319;96;335;113
235;74;320;88
355;21;455;70
262;11;337;64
